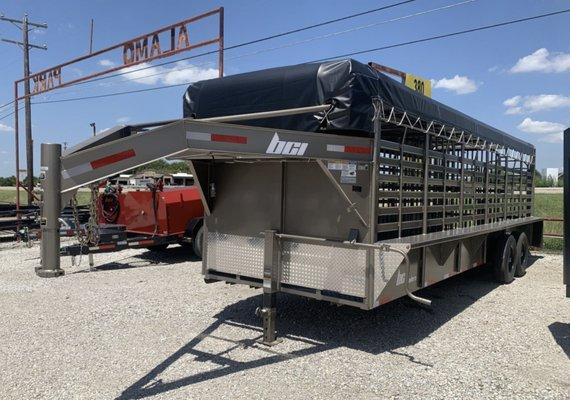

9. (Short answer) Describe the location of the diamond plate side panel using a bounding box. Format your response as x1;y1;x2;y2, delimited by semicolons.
282;241;366;297
206;232;264;279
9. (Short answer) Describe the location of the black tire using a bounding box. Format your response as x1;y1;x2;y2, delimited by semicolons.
147;244;169;252
514;232;530;277
192;225;204;259
493;234;517;284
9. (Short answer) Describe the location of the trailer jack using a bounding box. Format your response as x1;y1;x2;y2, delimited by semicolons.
258;230;282;346
256;297;281;346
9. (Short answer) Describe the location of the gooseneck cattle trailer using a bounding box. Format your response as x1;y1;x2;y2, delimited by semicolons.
37;59;542;345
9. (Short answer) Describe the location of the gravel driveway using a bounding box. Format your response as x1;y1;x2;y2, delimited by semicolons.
0;243;568;399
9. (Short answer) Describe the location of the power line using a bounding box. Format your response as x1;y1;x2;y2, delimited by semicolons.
0;106;25;121
315;8;570;61
0;99;16;111
45;0;471;97
222;0;419;48
32;83;189;104
37;0;419;92
30;7;570;106
224;0;477;65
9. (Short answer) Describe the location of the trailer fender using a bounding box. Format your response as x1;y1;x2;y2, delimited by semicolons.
184;217;204;239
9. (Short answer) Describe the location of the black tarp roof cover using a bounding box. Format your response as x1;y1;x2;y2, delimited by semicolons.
183;59;533;155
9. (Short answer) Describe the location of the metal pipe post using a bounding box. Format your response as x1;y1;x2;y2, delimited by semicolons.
36;143;64;278
218;7;224;78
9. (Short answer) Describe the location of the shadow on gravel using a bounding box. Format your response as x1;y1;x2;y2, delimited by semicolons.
72;246;200;273
548;322;570;359
526;254;543;269
133;246;201;264
117;266;501;399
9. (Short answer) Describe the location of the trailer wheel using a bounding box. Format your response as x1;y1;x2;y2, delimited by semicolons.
514;232;530;277
493;234;517;284
192;226;204;259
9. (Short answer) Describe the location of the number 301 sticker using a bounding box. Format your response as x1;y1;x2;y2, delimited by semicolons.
404;73;432;98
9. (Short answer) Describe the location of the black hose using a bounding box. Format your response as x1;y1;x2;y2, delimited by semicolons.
100;190;120;224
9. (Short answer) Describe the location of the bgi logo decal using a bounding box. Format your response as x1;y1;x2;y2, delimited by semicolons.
266;133;308;156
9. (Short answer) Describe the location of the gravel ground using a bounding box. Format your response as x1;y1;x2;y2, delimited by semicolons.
0;243;568;399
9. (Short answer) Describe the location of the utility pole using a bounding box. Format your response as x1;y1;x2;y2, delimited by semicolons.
89;19;94;54
1;13;47;205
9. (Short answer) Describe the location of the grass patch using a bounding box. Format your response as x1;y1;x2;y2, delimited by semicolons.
0;188;90;206
0;188;31;205
534;193;563;252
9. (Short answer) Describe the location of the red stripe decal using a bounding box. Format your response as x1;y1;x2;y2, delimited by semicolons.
90;149;136;169
344;146;372;154
138;239;155;246
98;244;115;251
211;133;247;144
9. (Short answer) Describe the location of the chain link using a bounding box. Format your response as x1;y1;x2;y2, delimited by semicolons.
86;185;100;246
71;186;102;264
71;194;86;245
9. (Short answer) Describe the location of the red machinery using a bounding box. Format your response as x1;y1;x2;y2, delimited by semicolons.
100;185;203;237
60;182;205;259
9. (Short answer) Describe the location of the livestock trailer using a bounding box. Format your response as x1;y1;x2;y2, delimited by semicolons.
37;59;542;345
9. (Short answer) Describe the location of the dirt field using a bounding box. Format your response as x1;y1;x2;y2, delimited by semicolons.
0;243;568;399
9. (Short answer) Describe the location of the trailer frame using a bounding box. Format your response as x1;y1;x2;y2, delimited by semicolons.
37;102;543;344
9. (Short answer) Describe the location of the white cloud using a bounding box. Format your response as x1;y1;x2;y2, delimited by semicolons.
505;107;523;115
121;61;218;86
510;48;570;74
0;123;14;132
517;117;565;135
523;94;570;112
517;117;566;144
116;116;130;124
503;96;521;108
503;94;570;114
431;75;478;95
98;59;115;67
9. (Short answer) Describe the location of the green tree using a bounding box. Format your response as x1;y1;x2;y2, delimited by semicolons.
0;176;17;186
131;159;190;174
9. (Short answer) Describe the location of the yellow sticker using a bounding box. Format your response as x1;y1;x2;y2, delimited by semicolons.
404;73;432;98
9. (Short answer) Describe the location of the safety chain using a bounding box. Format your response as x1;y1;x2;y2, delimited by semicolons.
71;194;87;245
86;185;100;246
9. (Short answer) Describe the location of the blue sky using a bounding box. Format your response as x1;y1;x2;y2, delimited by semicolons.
0;0;568;176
